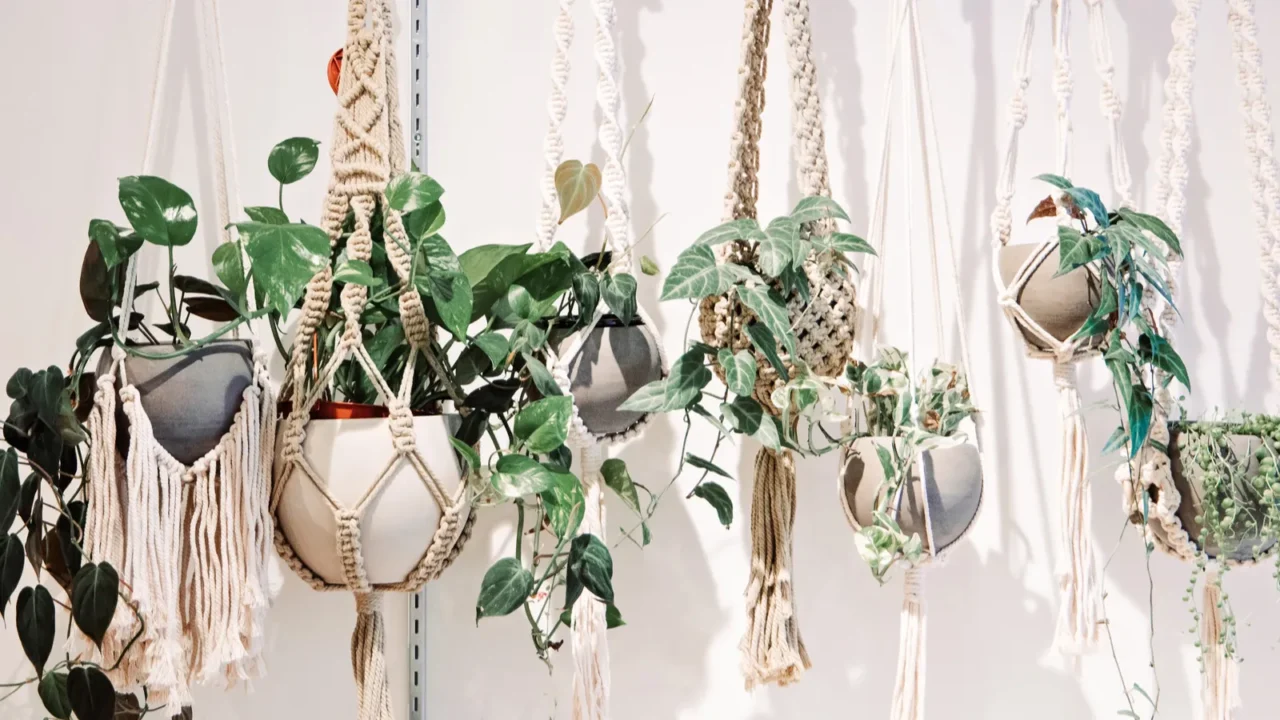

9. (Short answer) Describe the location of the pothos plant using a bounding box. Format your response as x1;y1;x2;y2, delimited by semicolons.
617;197;875;528
845;349;975;583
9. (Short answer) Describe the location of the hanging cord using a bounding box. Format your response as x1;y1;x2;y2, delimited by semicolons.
535;0;576;251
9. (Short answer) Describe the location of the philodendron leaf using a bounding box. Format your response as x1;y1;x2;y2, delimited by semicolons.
660;245;754;301
1064;186;1109;228
514;396;573;453
387;172;446;214
237;222;330;315
640;255;659;276
721;396;763;435
334;258;383;287
572;272;600;318
471;332;510;370
87;220;141;269
118;176;198;247
540;471;585;539
243;206;290;224
404;202;447;242
554;160;603;223
717;349;757;397
691;481;733;527
0;534;22;617
1101;425;1128;455
685;453;733;479
1118;207;1182;256
618;380;667;413
38;670;72;719
1035;173;1074;190
17;585;54;674
1127;384;1154;452
745;322;789;381
791;196;851;224
475;557;533;623
605;604;626;629
490;454;558;498
1140;332;1191;390
759;217;797;277
67;666;115;720
521;354;564;397
695;217;763;247
1055;226;1097;277
739;285;797;359
267;137;320;185
601;459;646;540
602;273;637;326
568;534;614;603
448;436;480;473
752;414;785;451
827;232;876;256
0;451;18;535
211;242;248;300
71;562;119;648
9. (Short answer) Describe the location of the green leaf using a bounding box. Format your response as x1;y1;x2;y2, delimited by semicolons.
472;332;510;369
243;206;290;224
555;160;603;223
334;258;383;287
740;285;797;359
1101;425;1128;455
721;396;763;435
71;562;119;648
752;415;784;451
691;403;734;439
0;534;22;617
67;666;114;720
267;137;320;185
1118;207;1182;256
691;481;733;528
475;557;533;623
1055;225;1096;277
38;671;72;719
665;350;714;408
640;255;659;276
1064;186;1109;228
211;242;248;300
522;353;564;397
448;436;480;473
386;171;446;214
540;472;585;539
827;232;876;256
717;349;757;397
1035;173;1074;189
602;273;637;326
87;220;140;269
460;243;531;286
618;380;668;413
403;201;447;242
237;222;330;315
17;585;54;674
605;604;626;629
572;272;600;318
514;396;573;453
568;534;614;603
1128;384;1154;452
1140;332;1191;390
745;322;788;381
660;245;753;301
694;218;762;246
118;175;198;247
493;285;538;325
601;459;646;541
419;268;472;341
510;321;549;355
759;217;798;277
0;450;17;535
685;453;732;479
791;196;851;224
490;454;558;498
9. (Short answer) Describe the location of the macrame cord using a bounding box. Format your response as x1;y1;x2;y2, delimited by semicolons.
270;1;473;718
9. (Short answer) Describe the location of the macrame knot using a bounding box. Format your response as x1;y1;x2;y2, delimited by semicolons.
280;417;306;463
1009;94;1028;127
355;591;381;616
902;566;924;599
398;289;431;346
338;510;372;592
386;400;416;454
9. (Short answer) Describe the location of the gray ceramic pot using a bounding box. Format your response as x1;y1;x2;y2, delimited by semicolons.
99;340;255;466
552;316;665;439
998;244;1101;352
842;437;982;553
1149;430;1277;562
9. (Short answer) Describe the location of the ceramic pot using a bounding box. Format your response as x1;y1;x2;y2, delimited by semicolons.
1143;429;1277;562
275;412;465;586
550;315;664;438
998;244;1101;352
99;340;254;466
841;437;982;553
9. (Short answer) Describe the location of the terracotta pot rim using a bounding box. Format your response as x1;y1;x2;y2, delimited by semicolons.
277;399;444;420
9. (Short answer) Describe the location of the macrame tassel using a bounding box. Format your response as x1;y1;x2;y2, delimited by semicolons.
891;568;927;720
1200;567;1239;720
741;446;810;688
352;592;395;720
1052;360;1100;654
572;444;610;720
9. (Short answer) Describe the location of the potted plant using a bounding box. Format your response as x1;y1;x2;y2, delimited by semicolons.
840;348;981;581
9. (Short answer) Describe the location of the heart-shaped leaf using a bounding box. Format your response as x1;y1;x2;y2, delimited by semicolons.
71;562;119;648
471;333;510;369
243;206;290;225
490;454;558;498
660;245;754;301
572;273;601;319
386;172;445;214
827;232;876;256
568;533;614;603
183;296;240;322
87;220;141;269
334;258;382;287
0;534;23;617
67;666;115;720
721;395;763;435
1035;173;1074;190
791;196;850;225
717;349;757;397
38;671;72;719
740;285;797;359
759;217;798;277
237;222;330;315
79;243;115;323
602;273;637;326
554;160;602;223
514;397;573;454
540;471;585;539
474;557;533;623
267;137;320;185
521;353;563;397
692;481;733;527
118;176;198;247
403;201;447;242
17;585;54;674
211;242;248;300
1118;207;1182;256
601;459;646;543
448;436;481;473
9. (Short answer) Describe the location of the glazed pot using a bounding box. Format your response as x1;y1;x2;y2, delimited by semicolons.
998;243;1102;352
841;436;982;553
549;315;665;439
1144;428;1277;562
99;339;254;466
275;410;465;586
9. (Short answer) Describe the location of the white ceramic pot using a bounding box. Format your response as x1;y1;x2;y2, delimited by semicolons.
998;244;1102;352
841;436;982;553
275;412;466;586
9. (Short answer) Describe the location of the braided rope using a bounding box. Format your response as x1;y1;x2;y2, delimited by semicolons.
535;0;575;251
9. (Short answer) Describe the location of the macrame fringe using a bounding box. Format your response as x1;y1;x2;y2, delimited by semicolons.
1201;568;1239;720
79;359;277;711
352;592;394;720
741;446;809;688
891;567;926;720
1052;360;1100;655
572;445;610;720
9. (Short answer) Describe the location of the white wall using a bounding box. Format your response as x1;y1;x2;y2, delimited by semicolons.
3;1;1280;719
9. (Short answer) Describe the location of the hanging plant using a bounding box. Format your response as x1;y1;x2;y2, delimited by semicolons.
840;349;979;582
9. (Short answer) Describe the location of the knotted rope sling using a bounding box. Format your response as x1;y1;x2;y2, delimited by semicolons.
838;2;987;717
78;0;278;709
1116;2;1280;716
695;0;858;689
271;1;472;718
990;0;1134;656
530;1;670;715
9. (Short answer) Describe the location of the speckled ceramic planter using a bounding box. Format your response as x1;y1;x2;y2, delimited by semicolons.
841;437;983;553
551;315;665;439
998;244;1102;353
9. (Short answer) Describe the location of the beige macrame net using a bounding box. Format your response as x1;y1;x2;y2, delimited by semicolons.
271;1;472;717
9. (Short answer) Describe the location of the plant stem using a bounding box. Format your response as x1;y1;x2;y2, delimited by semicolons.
109;311;267;360
278;182;285;214
167;245;187;346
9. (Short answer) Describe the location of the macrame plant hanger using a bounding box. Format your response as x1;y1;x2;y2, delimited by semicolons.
531;1;670;716
702;0;858;689
79;0;278;709
843;2;986;717
1119;1;1280;716
990;0;1134;656
271;1;473;718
